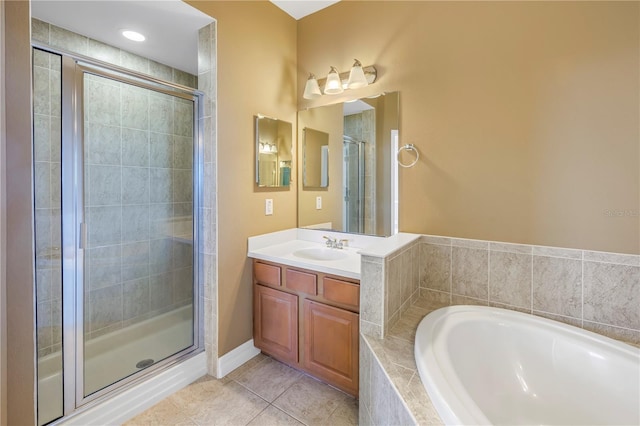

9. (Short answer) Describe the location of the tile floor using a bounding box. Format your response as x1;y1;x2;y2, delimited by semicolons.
124;354;359;426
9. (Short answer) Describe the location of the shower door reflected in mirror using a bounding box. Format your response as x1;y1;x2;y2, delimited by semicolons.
82;70;196;396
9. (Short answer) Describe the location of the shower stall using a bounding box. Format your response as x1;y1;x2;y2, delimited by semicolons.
33;44;203;425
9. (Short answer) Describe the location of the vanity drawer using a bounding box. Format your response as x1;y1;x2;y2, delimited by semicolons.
254;262;281;287
323;278;359;309
286;268;317;295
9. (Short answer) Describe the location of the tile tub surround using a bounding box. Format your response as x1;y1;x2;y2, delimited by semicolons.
359;234;639;425
418;235;640;346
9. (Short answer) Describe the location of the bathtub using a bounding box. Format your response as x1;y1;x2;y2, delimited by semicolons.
415;305;640;426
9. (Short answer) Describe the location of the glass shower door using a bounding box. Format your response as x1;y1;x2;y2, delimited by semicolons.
343;137;364;234
81;70;196;397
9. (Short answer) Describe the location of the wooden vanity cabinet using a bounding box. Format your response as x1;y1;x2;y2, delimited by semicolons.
252;259;360;396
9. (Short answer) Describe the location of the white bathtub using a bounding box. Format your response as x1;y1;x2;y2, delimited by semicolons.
415;305;640;426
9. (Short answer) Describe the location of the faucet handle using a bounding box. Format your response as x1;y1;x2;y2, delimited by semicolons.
323;235;334;247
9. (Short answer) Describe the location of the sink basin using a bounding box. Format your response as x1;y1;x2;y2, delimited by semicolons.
292;247;348;261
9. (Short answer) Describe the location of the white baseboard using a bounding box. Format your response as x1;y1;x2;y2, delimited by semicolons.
61;352;207;425
216;339;261;378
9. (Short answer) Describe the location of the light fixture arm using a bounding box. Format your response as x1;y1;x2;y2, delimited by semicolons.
316;64;377;89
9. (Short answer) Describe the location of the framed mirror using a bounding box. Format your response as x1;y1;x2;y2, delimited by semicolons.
303;128;329;189
297;92;400;236
255;115;293;188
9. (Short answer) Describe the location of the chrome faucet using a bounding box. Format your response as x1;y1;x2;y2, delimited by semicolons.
323;236;348;249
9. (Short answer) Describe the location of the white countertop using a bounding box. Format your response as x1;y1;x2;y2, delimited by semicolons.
247;229;422;279
248;239;362;279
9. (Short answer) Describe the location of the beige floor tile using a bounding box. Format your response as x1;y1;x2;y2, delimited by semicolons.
272;375;352;426
327;397;359;426
233;356;304;402
166;375;227;416
248;405;304;426
227;353;269;381
123;398;193;426
188;380;269;425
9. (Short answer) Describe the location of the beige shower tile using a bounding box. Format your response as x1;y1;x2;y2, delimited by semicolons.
533;310;582;328
273;375;351;425
489;251;532;309
361;260;384;326
379;336;416;371
451;294;488;306
452;247;488;300
583;262;640;330
451;238;489;249
583;250;640;266
489;241;533;254
232;356;304;402
420;243;451;292
421;235;451;246
415;289;449;312
583;321;640;347
248;405;303;426
532;256;582;318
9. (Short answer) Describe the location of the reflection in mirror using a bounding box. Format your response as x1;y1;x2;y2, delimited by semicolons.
303;128;329;189
255;116;293;188
297;92;400;237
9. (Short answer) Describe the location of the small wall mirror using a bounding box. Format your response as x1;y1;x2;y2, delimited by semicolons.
255;116;293;188
303;128;329;189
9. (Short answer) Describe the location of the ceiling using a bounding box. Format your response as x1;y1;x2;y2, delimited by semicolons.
31;1;339;76
31;1;214;75
270;0;340;20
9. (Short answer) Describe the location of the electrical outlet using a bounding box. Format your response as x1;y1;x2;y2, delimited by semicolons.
265;199;273;215
316;196;322;210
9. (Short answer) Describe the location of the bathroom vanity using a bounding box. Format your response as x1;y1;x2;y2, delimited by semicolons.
252;259;360;396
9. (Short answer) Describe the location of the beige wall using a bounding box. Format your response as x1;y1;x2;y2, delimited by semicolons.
4;1;36;424
0;0;6;422
298;103;343;228
187;1;298;355
298;1;640;255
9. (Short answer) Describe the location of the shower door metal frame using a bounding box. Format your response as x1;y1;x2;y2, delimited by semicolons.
34;43;205;418
342;136;365;234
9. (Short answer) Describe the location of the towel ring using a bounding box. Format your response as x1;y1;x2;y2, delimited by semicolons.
397;144;419;168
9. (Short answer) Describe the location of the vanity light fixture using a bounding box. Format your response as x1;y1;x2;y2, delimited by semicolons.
324;66;344;95
303;73;322;99
122;30;146;42
347;59;368;89
303;59;377;100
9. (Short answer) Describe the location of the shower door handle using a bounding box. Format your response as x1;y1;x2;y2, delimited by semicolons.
79;222;87;249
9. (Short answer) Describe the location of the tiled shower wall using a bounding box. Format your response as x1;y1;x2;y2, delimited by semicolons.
344;110;376;234
32;19;200;352
198;22;219;377
33;49;62;357
419;235;640;345
82;74;194;339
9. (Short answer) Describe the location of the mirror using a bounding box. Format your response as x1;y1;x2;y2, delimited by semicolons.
255;116;293;188
303;128;329;189
297;92;400;236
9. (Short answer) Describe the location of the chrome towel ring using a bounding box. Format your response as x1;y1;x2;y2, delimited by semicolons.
397;143;419;168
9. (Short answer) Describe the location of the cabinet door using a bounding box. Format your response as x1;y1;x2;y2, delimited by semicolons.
254;285;298;364
303;300;359;396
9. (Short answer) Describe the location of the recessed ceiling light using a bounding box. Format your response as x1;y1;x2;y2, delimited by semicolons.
122;30;145;42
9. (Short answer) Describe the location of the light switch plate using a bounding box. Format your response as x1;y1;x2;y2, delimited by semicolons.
316;196;322;210
265;199;273;215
